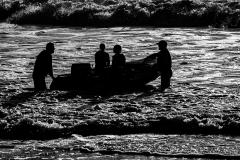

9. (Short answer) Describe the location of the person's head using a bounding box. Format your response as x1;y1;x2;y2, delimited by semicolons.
157;40;167;50
100;43;105;51
46;42;55;54
113;45;121;54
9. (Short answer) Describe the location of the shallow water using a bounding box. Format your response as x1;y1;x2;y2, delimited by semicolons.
1;23;240;159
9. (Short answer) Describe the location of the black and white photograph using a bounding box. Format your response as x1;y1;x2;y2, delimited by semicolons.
0;0;240;159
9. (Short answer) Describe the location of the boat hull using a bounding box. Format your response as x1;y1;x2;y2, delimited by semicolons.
50;57;160;91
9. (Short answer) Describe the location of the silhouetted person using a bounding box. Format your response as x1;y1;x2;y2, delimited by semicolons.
148;40;172;92
33;42;55;90
95;43;110;74
112;45;126;71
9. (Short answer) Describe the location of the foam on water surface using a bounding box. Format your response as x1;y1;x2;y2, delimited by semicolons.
1;23;240;159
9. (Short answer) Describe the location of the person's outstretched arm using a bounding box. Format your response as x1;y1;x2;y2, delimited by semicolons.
146;53;158;59
106;53;110;67
143;53;158;63
48;56;54;79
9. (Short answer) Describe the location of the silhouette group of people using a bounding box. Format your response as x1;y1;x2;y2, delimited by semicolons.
33;40;172;92
95;44;126;74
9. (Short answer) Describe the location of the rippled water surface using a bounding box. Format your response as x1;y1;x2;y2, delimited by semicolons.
1;23;240;159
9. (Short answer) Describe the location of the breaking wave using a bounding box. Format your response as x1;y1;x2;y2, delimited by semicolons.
1;91;240;140
1;0;240;27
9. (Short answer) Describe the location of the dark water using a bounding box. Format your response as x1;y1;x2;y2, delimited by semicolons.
1;23;240;159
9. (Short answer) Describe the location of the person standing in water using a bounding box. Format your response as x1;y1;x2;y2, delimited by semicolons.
32;42;55;90
95;43;110;74
148;40;172;92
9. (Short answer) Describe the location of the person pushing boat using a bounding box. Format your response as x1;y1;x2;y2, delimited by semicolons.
32;42;55;90
147;40;172;92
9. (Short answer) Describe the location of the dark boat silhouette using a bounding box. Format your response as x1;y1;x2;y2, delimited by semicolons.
50;56;159;91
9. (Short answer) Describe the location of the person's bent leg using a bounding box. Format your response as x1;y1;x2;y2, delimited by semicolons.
33;77;47;91
160;74;171;92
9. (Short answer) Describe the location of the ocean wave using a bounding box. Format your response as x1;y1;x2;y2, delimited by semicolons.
1;0;240;27
0;83;240;140
1;104;240;140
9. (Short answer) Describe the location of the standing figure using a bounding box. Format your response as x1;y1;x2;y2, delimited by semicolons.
95;43;110;74
148;40;172;92
112;44;126;71
32;42;55;90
